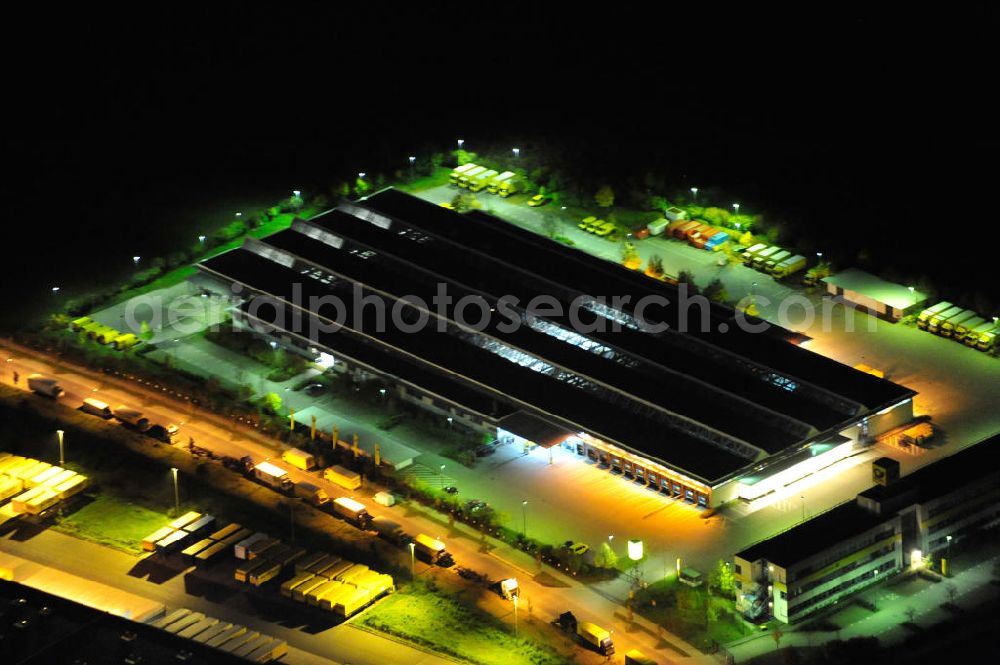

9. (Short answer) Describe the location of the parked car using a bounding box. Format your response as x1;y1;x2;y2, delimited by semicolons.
475;444;496;457
564;541;589;555
443;486;459;495
304;383;325;396
527;194;550;207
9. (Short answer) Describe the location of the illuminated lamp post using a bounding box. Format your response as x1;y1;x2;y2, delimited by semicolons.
512;147;520;159
171;467;180;515
521;500;528;538
690;187;698;201
56;429;65;466
409;541;416;578
457;138;464;150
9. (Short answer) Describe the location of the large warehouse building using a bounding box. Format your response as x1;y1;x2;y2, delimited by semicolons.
195;189;915;508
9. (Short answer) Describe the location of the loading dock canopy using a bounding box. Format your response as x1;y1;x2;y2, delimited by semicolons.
497;412;574;448
821;269;927;312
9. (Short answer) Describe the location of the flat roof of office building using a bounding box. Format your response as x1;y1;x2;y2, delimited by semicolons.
736;502;893;568
857;433;1000;510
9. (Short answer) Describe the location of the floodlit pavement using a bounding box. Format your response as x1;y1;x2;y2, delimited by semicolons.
0;341;715;664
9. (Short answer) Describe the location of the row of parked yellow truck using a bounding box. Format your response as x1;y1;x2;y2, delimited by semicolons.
70;316;141;350
0;453;88;528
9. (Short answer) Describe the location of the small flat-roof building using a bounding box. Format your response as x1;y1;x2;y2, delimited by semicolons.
821;268;927;321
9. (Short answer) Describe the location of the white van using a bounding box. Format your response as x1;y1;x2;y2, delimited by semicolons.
81;398;113;419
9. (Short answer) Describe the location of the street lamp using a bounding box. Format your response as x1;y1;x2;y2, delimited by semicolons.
198;235;206;244
513;594;519;637
457;138;464;149
521;500;528;538
690;187;698;201
408;155;416;165
133;256;141;265
171;467;180;514
358;172;366;179
732;203;740;216
816;252;823;260
409;541;416;577
51;287;60;294
235;212;242;217
512;147;520;158
292;190;301;197
439;464;446;490
446;416;453;428
801;495;806;520
56;429;64;466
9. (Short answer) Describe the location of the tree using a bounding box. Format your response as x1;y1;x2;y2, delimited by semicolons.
594;185;615;209
646;255;664;278
542;216;558;239
596;541;619;569
704;279;729;304
354;176;371;197
648;194;669;213
621;242;640;269
772;627;784;649
709;559;736;596
677;270;698;291
739;231;754;246
263;392;283;415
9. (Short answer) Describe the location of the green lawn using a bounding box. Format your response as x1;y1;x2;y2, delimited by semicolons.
54;494;169;555
397;167;451;193
359;583;569;665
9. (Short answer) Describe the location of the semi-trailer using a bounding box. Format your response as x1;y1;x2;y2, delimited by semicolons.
625;649;658;665
940;309;979;338
487;171;516;195
762;250;791;273
468;169;498;192
332;497;373;528
458;165;487;188
234;532;270;560
742;243;769;264
281;448;315;471
371;516;407;544
252;461;293;492
449;163;478;185
973;324;998;351
177;617;219;640
334;587;372;617
155;529;190;554
953;315;987;340
577;621;615;656
672;220;699;240
169;511;202;530
194;540;230;565
316;559;354;581
192;621;233;644
26;374;64;398
317;584;352;612
927;305;965;334
334;563;370;584
295;552;330;574
207;522;242;541
646;218;669;236
323;465;361;490
235;556;276;584
307;580;343;606
246;537;280;560
246;638;288;663
294;481;330;508
413;533;450;565
770;254;807;278
751;246;781;270
292;576;329;602
143;526;177;552
281;572;316;598
80;398;113;418
182;538;217;561
113;406;152;432
917;301;952;329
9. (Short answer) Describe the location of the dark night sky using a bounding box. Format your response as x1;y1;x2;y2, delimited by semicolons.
4;4;998;315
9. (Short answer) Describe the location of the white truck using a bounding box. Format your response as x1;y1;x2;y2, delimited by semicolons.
332;497;372;528
27;374;64;398
487;171;516;195
252;461;293;492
